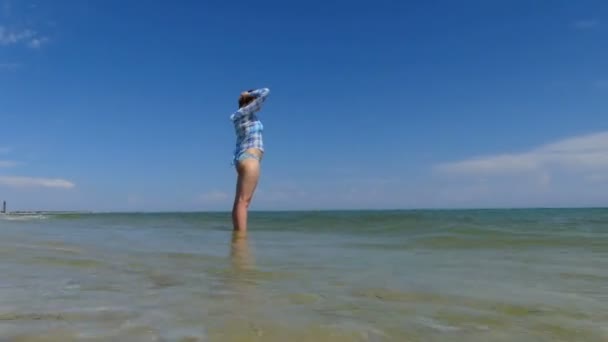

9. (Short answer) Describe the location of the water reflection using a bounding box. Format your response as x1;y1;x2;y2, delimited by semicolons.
227;231;259;303
230;231;255;272
213;232;264;338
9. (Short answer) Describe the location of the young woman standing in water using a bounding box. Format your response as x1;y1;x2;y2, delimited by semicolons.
229;88;270;234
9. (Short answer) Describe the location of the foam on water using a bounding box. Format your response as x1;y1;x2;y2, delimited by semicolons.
0;214;48;221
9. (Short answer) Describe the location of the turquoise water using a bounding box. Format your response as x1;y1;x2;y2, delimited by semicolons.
0;209;607;341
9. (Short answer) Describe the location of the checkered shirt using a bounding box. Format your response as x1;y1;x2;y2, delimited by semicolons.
230;88;270;162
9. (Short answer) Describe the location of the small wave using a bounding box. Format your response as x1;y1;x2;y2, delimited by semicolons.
0;307;137;322
0;214;48;221
417;317;462;332
12;242;82;255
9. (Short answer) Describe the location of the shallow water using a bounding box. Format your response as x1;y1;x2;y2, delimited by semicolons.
0;210;607;341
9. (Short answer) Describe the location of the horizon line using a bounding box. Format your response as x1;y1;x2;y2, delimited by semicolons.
4;206;607;215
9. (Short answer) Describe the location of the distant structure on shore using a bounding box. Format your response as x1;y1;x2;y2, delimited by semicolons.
1;201;5;214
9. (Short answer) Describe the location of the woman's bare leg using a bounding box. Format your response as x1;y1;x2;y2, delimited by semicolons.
232;157;260;233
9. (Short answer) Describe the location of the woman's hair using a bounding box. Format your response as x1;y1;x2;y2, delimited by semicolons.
238;90;255;108
238;97;250;108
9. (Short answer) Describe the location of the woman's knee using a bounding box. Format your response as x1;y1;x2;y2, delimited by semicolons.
235;194;253;206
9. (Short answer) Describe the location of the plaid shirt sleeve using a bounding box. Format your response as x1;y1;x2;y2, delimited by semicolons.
230;88;270;121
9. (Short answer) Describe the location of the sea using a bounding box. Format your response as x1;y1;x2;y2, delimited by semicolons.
0;209;606;341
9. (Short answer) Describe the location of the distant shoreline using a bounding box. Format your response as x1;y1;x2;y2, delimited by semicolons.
2;211;93;215
2;207;606;216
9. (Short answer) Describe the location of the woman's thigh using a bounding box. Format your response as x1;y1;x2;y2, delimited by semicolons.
235;158;261;201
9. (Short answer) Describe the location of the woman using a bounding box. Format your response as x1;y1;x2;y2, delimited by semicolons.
230;87;270;234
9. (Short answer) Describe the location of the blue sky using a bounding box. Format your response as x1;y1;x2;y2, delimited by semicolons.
0;0;607;211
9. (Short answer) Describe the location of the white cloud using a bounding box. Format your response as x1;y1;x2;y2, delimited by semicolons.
250;177;411;210
127;194;141;205
0;160;17;168
436;131;608;176
0;62;20;70
431;131;608;207
198;191;230;203
0;26;47;48
27;36;48;49
0;176;75;189
0;26;34;45
0;147;76;195
573;19;600;30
